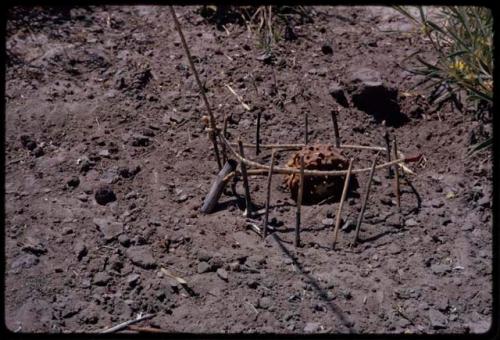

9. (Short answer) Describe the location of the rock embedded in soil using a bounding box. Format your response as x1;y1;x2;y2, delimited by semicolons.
118;234;131;247
428;309;447;329
321;218;335;226
74;241;88;260
94;185;116;205
304;322;321;333
93;217;123;242
216;268;228;281
258;297;272;309
93;272;111;286
126;273;140;287
125;246;156;269
197;261;211;274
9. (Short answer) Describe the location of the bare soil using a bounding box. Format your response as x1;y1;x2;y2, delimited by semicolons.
4;6;493;334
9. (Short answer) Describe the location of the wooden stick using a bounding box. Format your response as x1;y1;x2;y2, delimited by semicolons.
354;152;380;244
383;130;393;178
238;138;253;217
100;313;155;334
200;160;238;214
393;136;401;210
221;134;410;176
169;6;222;170
263;150;276;238
222;112;229;163
332;159;353;249
256;110;261;155
295;155;305;247
304;111;309;145
330;109;341;148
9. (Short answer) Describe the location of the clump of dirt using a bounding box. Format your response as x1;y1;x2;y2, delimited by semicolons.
284;145;351;204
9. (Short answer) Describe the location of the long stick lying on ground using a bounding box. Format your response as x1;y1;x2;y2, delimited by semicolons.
169;6;222;170
332;159;353;249
221;134;418;176
331;109;341;148
100;313;156;334
263;150;276;238
353;152;380;244
200;160;238;214
238;138;253;216
393;136;401;210
295;155;305;247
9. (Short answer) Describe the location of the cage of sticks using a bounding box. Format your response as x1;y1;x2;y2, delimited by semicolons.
169;6;424;249
198;111;423;249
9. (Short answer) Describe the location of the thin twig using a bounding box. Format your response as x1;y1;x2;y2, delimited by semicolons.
100;313;155;334
333;159;353;249
222;111;229;163
295;155;305;247
222;135;412;176
331;109;341;148
169;6;222;170
354;152;380;244
263;150;276;238
393;136;401;211
383;129;393;178
304;111;309;145
256;110;262;155
225;84;251;111
238;138;253;217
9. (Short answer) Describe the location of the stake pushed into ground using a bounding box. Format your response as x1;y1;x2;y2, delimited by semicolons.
295;155;305;247
263;150;276;238
354;152;380;244
332;158;353;249
238;138;253;217
256;110;261;155
304;111;309;145
330;109;341;148
383;129;393;178
169;6;222;170
393;136;401;210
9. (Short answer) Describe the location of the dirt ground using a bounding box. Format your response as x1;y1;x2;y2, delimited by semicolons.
4;6;493;334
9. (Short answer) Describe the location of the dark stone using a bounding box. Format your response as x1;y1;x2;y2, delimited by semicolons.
321;44;333;55
20;135;37;151
66;176;80;189
32;147;45;157
94;185;116;205
130;134;151;147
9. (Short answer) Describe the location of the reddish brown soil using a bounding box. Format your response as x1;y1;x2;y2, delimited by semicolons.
4;6;493;334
